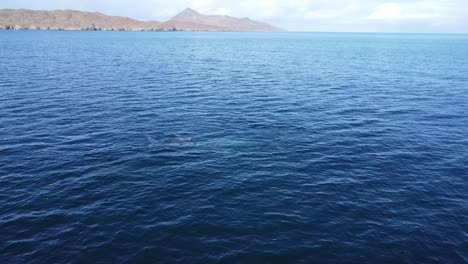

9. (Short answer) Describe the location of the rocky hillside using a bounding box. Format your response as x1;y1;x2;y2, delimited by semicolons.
166;8;284;32
0;8;284;32
0;9;160;31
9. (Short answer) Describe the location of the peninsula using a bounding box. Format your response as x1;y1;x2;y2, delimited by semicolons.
0;8;284;32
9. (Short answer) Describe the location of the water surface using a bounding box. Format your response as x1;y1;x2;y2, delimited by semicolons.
0;31;467;263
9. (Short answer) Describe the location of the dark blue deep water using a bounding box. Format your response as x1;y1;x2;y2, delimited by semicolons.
0;31;467;263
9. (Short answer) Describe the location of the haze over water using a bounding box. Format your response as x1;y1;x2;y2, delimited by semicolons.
1;31;467;263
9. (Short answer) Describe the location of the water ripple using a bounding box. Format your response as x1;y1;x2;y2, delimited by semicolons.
1;31;467;263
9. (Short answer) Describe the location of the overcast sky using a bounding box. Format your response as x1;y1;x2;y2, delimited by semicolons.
2;0;467;33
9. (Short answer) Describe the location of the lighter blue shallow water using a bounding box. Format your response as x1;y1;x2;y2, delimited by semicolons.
0;31;467;263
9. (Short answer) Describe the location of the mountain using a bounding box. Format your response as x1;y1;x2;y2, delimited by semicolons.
165;8;284;32
0;9;161;31
0;8;284;32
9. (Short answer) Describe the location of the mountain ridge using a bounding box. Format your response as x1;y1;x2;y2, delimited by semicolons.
0;8;284;32
168;8;282;32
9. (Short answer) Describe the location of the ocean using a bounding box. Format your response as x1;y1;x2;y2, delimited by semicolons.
0;31;467;263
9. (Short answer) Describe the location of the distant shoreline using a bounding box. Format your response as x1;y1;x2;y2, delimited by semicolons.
0;27;194;32
2;29;467;35
0;28;280;32
0;8;284;32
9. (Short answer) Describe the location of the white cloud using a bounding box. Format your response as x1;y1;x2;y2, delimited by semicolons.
368;3;401;19
213;7;232;16
368;2;444;20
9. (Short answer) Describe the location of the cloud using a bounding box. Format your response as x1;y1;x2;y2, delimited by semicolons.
368;3;401;19
368;2;443;20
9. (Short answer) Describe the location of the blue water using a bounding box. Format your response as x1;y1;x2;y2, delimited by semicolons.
0;31;467;263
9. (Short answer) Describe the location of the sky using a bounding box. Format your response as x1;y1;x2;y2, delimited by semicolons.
1;0;467;33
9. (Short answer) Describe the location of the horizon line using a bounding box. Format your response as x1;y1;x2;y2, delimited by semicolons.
2;7;468;34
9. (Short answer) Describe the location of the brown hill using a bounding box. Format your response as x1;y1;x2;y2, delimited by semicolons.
0;9;161;31
0;8;284;32
165;8;284;32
